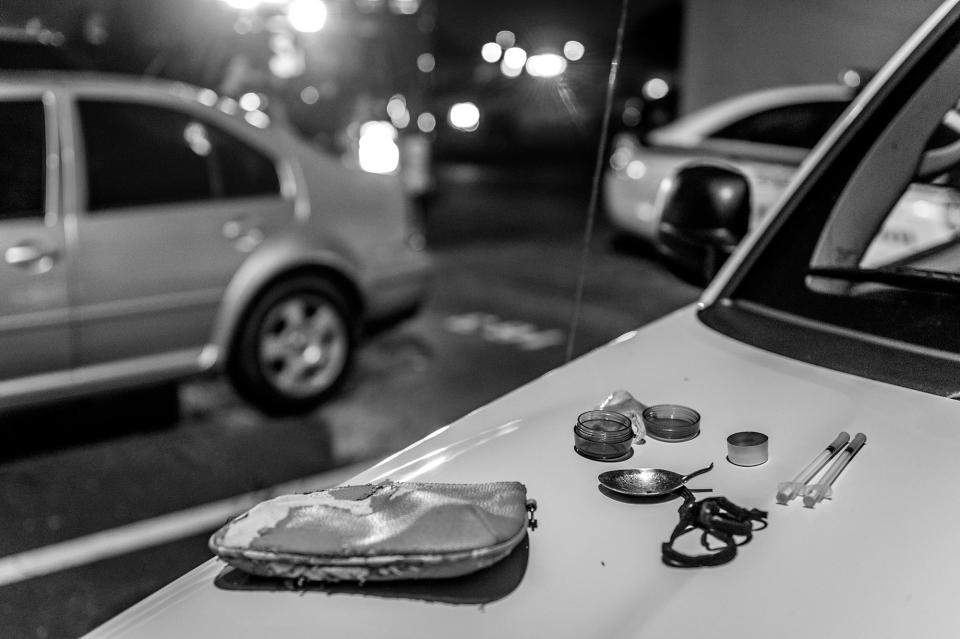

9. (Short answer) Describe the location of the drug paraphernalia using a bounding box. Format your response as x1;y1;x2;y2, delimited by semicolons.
776;432;850;504
597;390;646;441
802;433;867;509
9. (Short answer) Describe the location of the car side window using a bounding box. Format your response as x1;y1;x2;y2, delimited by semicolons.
214;126;282;199
806;96;960;284
79;101;211;210
78;100;280;212
0;100;45;221
731;31;960;359
709;101;848;149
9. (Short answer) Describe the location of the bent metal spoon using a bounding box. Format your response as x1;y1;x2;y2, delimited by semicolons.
598;462;714;497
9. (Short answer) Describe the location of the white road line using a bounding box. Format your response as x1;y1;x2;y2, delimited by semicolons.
0;461;369;588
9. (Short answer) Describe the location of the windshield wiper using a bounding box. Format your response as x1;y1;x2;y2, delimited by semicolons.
807;265;960;295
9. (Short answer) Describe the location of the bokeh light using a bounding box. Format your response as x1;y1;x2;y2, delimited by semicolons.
642;77;670;101
239;92;262;111
622;103;642;127
501;46;526;77
218;96;239;115
184;123;212;156
389;0;420;15
495;30;516;48
358;121;400;174
626;160;647;180
269;33;305;78
197;88;219;107
563;40;585;61
300;85;320;104
417;112;436;133
244;110;271;128
448;102;480;132
417;53;436;73
386;94;407;119
287;0;327;33
610;147;631;171
387;95;410;129
841;69;862;88
525;53;567;78
481;42;502;63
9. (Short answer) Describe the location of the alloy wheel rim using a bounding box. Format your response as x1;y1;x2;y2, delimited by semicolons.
258;294;348;398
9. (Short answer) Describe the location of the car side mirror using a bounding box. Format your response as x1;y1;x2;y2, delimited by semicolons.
656;163;751;283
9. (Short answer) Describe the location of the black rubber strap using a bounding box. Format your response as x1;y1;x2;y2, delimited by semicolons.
661;495;767;568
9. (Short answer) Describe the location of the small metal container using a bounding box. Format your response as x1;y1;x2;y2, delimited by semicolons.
727;431;769;466
574;410;634;461
642;404;701;442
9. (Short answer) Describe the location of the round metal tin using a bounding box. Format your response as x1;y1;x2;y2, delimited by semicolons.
726;431;769;466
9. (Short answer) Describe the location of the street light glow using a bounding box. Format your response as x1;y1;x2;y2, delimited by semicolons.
642;77;670;101
244;110;271;128
197;88;219;106
389;0;420;15
841;69;862;88
417;112;436;133
288;0;327;33
563;40;585;61
525;53;566;78
239;92;262;111
626;160;647;180
502;46;526;68
495;30;516;48
417;53;436;73
387;94;406;118
358;121;400;174
300;86;320;104
481;42;502;63
268;32;305;78
501;46;526;77
387;94;409;129
448;102;480;132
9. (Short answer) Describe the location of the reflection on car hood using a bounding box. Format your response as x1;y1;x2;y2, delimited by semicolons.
84;307;960;639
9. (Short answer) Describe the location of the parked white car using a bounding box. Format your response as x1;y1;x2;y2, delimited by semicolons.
605;79;960;281
0;73;431;414
86;1;960;637
604;83;853;252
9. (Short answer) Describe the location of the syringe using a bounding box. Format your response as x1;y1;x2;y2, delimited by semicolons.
802;433;866;508
776;431;850;504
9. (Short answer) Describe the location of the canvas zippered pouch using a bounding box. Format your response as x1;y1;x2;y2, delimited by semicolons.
210;481;534;582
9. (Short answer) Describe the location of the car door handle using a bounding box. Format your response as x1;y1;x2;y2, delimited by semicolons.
222;217;264;252
222;216;264;238
5;242;59;272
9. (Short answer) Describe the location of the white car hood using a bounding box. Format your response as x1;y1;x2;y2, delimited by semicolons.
85;306;960;639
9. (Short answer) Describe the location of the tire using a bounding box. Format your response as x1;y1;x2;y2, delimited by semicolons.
228;276;355;415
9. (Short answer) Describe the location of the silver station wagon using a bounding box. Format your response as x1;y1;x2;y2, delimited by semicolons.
0;73;431;414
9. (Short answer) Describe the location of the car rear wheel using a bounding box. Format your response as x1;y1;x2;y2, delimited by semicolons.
228;277;355;415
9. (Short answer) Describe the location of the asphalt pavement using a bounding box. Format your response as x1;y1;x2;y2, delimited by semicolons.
0;158;700;639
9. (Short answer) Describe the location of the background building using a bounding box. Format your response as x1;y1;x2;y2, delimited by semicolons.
681;0;944;111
